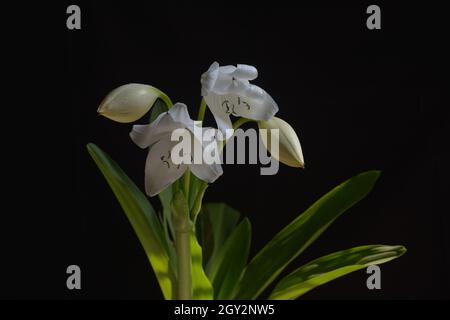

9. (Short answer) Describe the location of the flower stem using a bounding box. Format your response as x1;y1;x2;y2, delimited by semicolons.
197;98;207;121
183;169;191;198
175;221;192;299
154;87;174;108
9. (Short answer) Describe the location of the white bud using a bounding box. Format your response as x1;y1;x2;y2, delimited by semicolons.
97;83;160;123
258;117;304;168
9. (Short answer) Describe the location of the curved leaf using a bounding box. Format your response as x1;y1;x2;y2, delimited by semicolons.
270;244;406;299
209;218;251;300
234;171;381;299
87;143;175;299
191;233;214;299
196;203;241;272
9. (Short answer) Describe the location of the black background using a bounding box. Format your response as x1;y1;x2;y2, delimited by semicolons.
2;2;448;299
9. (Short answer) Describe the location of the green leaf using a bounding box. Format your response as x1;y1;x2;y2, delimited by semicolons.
269;245;406;299
196;203;241;273
158;186;177;272
191;233;214;299
87;143;175;299
209;218;252;300
234;170;381;300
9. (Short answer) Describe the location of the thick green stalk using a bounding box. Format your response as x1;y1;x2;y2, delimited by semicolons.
175;223;191;299
172;191;192;299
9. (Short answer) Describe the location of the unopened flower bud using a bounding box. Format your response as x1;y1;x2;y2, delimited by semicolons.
97;83;160;123
258;117;304;168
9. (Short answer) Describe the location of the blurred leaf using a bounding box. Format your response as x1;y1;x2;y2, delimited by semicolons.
191;233;214;299
234;171;381;300
196;203;241;272
87;143;175;299
270;245;406;299
209;218;251;300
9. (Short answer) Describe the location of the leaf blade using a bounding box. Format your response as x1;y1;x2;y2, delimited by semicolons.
269;245;406;299
209;218;252;300
197;203;241;273
234;171;381;299
191;233;214;300
87;143;175;299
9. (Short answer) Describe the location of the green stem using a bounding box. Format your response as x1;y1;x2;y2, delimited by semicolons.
175;221;192;299
154;87;174;108
197;98;207;121
183;169;191;198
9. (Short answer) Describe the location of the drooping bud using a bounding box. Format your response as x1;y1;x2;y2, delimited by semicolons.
258;117;304;168
98;83;161;123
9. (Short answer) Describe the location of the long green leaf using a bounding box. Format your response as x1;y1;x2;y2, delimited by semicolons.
196;203;241;273
87;143;175;299
234;170;381;300
209;218;251;300
269;245;406;299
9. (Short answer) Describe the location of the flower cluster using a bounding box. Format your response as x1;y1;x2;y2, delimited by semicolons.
97;62;304;196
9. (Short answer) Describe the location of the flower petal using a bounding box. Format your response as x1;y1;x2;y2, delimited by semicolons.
224;84;278;121
144;137;187;196
130;112;179;148
189;161;223;183
230;64;258;80
219;65;237;74
168;103;195;129
204;93;234;138
200;62;220;96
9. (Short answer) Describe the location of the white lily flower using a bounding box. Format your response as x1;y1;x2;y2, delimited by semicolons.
200;62;279;138
130;103;223;196
98;83;161;123
258;117;305;168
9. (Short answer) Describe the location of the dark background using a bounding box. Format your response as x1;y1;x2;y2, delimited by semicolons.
2;2;448;299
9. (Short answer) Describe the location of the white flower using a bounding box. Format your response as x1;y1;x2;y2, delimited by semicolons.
130;103;223;196
258;117;305;168
200;62;279;138
98;83;161;123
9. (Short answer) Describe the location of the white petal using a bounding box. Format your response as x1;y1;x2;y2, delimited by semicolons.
200;62;220;96
212;72;234;95
168;103;195;129
231;64;258;80
204;93;233;138
130;112;179;148
218;65;237;74
189;162;223;183
144;137;187;196
226;88;279;121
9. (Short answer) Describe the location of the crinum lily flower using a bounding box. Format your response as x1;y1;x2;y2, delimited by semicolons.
201;61;279;138
130;103;223;196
